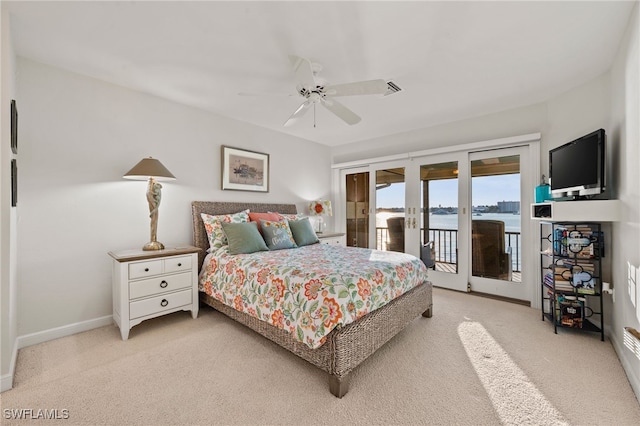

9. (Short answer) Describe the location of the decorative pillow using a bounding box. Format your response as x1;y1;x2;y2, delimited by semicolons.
288;217;319;246
260;219;297;250
248;212;282;235
270;211;304;221
221;221;268;255
201;209;250;251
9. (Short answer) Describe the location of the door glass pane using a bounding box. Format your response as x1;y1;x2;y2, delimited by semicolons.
471;155;521;282
420;161;459;274
376;168;405;251
345;172;369;248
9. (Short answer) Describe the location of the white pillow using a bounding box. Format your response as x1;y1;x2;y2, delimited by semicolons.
201;209;249;251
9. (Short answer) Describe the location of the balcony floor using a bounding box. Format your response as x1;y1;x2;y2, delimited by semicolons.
435;262;522;283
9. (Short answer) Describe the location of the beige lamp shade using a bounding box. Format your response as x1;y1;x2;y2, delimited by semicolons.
123;157;176;181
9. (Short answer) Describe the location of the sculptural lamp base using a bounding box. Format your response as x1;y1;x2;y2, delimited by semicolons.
143;241;165;251
123;157;176;253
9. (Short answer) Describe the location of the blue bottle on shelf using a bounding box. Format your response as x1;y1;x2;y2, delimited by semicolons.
535;175;552;203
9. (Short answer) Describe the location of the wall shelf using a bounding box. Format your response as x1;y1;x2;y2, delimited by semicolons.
531;199;621;222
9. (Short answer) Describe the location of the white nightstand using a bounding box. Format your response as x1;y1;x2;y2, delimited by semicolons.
317;232;346;246
108;246;201;340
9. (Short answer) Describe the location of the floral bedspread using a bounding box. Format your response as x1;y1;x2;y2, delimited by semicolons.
199;244;428;349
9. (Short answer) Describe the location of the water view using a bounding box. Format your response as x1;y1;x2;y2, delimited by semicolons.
376;211;521;232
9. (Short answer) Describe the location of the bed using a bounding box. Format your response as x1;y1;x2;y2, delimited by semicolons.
191;201;433;397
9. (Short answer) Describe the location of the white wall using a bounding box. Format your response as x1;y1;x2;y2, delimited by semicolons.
545;73;612;195
331;102;548;164
609;2;640;399
331;73;611;171
15;58;331;338
1;3;18;392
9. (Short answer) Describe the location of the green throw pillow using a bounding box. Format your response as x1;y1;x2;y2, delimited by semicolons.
260;220;297;250
221;221;269;254
288;218;319;247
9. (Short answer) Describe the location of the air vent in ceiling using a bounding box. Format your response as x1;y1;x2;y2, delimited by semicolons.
385;80;402;96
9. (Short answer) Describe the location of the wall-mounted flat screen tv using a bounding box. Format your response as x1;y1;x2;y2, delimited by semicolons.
549;129;605;200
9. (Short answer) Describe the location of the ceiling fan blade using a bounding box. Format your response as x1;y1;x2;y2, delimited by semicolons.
283;100;312;127
324;79;388;97
321;99;361;125
238;91;296;97
289;55;316;88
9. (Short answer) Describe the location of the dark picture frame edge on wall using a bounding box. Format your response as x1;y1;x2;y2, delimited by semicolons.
11;99;18;154
221;145;270;192
11;159;17;207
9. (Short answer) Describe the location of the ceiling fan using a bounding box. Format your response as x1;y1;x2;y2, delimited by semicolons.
284;55;389;127
241;55;390;127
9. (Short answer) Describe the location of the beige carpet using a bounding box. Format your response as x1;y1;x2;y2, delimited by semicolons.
2;288;639;425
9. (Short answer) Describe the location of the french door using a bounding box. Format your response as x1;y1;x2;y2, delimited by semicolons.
341;145;535;303
465;147;529;300
370;160;407;253
408;152;470;292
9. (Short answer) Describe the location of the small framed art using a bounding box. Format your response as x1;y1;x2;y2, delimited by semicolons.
11;100;18;154
221;146;269;192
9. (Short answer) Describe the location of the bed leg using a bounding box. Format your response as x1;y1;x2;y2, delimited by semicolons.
422;305;433;318
329;374;350;398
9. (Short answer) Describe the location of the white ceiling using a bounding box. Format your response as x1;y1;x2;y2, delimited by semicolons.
6;1;635;146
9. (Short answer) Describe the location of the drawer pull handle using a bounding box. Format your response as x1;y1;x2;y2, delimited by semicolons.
160;299;168;307
144;268;149;272
177;263;182;267
160;280;168;288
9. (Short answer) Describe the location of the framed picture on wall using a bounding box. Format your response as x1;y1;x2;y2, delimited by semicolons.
11;159;17;207
11;100;17;154
221;146;269;192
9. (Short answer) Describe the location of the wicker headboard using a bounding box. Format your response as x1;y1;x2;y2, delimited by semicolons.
191;201;298;269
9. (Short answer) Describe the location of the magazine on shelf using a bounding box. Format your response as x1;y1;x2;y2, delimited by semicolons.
573;270;596;294
553;225;603;259
558;297;584;328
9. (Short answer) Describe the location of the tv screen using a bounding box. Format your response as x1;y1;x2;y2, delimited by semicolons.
549;129;605;199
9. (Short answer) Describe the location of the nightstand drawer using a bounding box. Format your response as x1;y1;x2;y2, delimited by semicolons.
318;234;346;246
129;260;162;279
320;238;340;245
164;255;192;273
129;289;192;319
129;272;192;299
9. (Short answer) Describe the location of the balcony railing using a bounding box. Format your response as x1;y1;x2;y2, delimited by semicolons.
376;227;522;273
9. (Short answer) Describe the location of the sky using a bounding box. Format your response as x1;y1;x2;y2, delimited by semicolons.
376;174;521;208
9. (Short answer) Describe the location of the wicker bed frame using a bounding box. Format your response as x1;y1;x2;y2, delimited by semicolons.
191;201;433;397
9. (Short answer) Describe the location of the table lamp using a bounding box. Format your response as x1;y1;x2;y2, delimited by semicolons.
309;200;332;234
123;157;176;251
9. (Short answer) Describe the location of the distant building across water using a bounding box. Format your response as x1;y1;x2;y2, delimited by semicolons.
497;201;520;214
378;200;520;215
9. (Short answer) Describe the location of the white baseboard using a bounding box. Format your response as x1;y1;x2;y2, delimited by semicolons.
2;316;113;392
17;315;113;349
0;340;18;392
610;330;640;404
